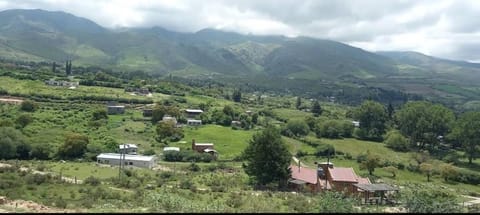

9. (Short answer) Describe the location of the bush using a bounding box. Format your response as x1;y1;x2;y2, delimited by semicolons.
180;180;193;189
20;100;38;112
143;149;156;156
296;150;308;158
84;176;101;186
55;197;67;209
315;144;335;157
188;162;201;172
384;130;409;152
442;151;461;165
396;162;405;170
450;169;480;185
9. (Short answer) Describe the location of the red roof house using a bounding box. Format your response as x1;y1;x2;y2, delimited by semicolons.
289;165;321;193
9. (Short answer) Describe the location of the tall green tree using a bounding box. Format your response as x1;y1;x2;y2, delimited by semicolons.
451;111;480;164
359;150;381;175
354;100;388;141
20;100;38;112
395;101;454;150
242;126;291;187
232;89;242;103
311;100;322;116
0;127;29;160
57;133;89;159
155;121;183;143
283;119;310;137
296;97;302;110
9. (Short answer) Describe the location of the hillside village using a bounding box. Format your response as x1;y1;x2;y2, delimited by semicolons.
1;58;480;213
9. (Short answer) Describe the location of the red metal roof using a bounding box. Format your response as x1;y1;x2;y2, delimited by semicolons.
290;165;318;184
356;176;371;184
328;167;359;182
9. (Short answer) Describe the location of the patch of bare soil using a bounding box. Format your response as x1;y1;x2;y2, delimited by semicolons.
0;196;82;213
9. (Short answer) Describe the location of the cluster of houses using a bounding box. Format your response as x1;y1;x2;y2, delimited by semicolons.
289;161;398;204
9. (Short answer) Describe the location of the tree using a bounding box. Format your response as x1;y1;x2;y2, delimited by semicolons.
451;111;480;164
0;127;29;160
283;119;310;137
242;126;291;187
311;100;322;116
52;62;57;73
359;151;380;175
65;60;72;76
91;109;108;121
155;121;183;143
386;102;394;119
412;150;430;168
305;116;316;130
151;104;181;123
383;166;398;178
419;163;434;182
384;130;409;152
16;114;33;128
20;100;38;112
354;100;388;141
232;89;242;102
395;101;454;150
57;133;89;159
30;143;52;160
296;97;302;110
439;163;458;182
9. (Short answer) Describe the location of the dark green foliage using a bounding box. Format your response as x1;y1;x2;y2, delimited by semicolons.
151;104;181;123
57;133;89;159
143;149;156;156
384;130;409;152
30;143;52;159
85;143;105;161
311;100;322;116
315;120;353;139
188;162;201;172
395;101;454;150
282;119;309;137
354;100;387;141
404;187;461;213
15;113;33;128
232;89;242;102
451;111;480;164
0;126;29;159
359;151;381;175
295;97;301;110
314;144;335;157
315;191;357;213
20;100;38;112
155;121;184;143
242;126;291;187
162;150;213;163
65;60;72;76
91;109;108;120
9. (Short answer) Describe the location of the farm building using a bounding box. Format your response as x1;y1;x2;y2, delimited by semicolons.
289;165;321;193
107;105;125;114
317;162;371;194
191;139;218;157
163;147;180;152
45;79;79;87
96;153;156;169
187;119;202;126
119;144;138;155
143;109;153;117
185;109;203;119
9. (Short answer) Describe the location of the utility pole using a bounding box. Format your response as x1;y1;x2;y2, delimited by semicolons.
118;145;123;179
325;152;330;191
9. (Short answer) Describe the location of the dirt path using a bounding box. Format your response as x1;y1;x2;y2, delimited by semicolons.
0;196;82;213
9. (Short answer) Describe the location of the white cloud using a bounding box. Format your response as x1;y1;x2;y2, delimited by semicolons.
0;0;479;62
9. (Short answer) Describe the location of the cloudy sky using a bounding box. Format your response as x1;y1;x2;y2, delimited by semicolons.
0;0;479;62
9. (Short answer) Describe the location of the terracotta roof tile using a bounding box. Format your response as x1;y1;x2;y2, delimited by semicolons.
329;167;358;182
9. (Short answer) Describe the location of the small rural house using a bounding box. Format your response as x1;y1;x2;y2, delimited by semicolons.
352;121;360;127
185;109;203;119
119;144;138;155
143;109;153;117
187;119;202;126
289;165;321;193
231;121;242;127
45;79;79;87
163;147;180;152
96;153;156;169
318;162;371;194
162;115;178;125
107;105;125;114
191;139;217;157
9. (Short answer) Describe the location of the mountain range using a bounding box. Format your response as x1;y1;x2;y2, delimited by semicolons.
1;9;480;108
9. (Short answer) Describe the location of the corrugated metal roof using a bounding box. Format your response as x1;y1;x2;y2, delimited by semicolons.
185;109;203;113
97;153;155;162
290;165;318;184
329;167;358;182
163;147;180;151
119;144;137;149
353;183;399;191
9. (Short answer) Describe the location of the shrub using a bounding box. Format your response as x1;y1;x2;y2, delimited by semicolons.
84;176;101;186
143;149;156;156
55;197;67;209
188;162;201;172
296;150;308;158
180;180;193;189
315;144;335;157
442;151;461;165
384;130;409;152
20;100;38;112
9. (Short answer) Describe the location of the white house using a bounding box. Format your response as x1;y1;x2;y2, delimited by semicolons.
162;115;178;125
163;147;180;152
185;109;203;119
119;144;138;155
352;121;360;127
187;119;202;126
96;153;156;169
